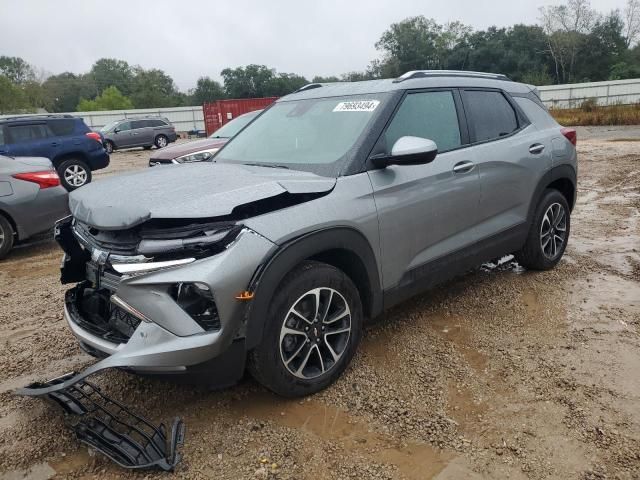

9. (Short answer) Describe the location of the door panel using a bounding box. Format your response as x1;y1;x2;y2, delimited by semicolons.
368;90;480;290
130;120;152;146
5;123;58;159
113;121;133;147
460;89;551;240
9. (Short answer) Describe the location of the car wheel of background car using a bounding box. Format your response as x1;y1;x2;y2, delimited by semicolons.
515;189;570;271
0;215;15;260
104;141;114;154
57;159;92;191
154;135;168;148
248;260;363;397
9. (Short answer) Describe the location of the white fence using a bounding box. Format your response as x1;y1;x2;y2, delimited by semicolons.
0;106;205;132
538;78;640;108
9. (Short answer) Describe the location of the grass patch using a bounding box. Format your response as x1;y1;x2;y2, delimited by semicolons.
550;102;640;126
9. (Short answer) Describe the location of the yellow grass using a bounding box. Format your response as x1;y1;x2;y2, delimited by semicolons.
550;103;640;126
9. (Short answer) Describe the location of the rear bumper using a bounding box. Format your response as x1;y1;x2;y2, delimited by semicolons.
15;185;69;240
86;150;110;171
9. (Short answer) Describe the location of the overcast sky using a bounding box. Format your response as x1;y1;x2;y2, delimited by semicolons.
0;0;628;90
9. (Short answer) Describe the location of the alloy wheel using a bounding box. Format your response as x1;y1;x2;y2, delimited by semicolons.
279;287;352;379
156;136;168;148
540;202;567;259
64;164;88;187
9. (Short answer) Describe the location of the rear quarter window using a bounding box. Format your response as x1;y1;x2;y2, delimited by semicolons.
463;90;519;142
48;119;77;136
514;97;558;129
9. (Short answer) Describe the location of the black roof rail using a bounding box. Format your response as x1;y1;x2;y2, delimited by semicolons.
294;83;323;93
0;114;76;121
393;70;511;83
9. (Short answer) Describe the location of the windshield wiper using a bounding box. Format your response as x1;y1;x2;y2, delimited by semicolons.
242;162;289;169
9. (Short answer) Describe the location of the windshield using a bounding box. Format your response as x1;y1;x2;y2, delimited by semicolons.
216;94;388;175
100;121;119;133
209;111;259;139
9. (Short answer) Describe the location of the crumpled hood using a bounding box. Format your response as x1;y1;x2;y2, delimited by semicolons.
69;163;336;229
149;138;228;160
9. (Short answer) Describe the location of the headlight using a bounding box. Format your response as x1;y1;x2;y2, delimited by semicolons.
174;148;220;164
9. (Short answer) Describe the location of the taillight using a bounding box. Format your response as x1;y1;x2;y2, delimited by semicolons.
561;127;577;146
85;132;102;142
12;171;61;189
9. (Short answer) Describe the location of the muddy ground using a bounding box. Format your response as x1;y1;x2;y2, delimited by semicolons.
0;128;638;479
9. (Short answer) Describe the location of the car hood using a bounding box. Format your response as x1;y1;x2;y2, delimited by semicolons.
149;138;229;160
69;163;336;229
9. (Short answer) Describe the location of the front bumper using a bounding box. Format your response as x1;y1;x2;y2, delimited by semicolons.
21;224;277;394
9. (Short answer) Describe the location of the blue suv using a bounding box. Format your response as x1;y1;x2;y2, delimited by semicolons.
0;115;110;190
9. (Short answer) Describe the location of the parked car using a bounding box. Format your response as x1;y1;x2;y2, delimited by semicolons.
0;115;109;191
148;110;261;166
45;71;577;398
0;155;69;259
101;117;177;154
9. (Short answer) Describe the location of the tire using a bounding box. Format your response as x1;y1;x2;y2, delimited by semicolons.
248;260;363;397
143;145;152;150
0;215;14;260
154;135;168;149
57;159;92;191
515;189;570;270
104;140;114;154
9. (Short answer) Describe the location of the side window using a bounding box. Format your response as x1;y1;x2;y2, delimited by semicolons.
7;124;51;143
117;121;131;132
462;90;519;142
131;120;146;130
148;119;164;127
0;127;4;146
48;119;76;136
384;91;462;153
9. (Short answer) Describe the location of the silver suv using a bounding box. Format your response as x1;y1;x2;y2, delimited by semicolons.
101;117;177;153
42;71;577;397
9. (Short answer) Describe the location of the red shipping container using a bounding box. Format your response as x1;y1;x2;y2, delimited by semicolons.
203;97;278;136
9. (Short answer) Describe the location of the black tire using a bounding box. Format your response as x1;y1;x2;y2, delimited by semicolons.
104;140;114;154
143;145;152;150
515;189;570;270
0;215;15;260
57;158;92;191
248;260;363;397
154;135;168;149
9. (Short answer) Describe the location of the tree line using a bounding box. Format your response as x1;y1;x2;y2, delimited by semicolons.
1;0;639;114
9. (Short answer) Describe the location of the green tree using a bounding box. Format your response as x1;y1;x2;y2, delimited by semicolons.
90;58;134;95
129;68;179;108
0;76;30;113
0;56;35;84
41;72;96;112
77;86;133;111
191;76;225;104
312;75;340;83
221;64;276;98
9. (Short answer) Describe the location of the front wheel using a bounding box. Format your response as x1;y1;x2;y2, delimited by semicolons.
248;261;363;397
515;189;570;270
154;135;168;148
104;140;114;154
57;159;92;191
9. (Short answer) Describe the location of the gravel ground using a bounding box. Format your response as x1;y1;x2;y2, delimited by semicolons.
0;131;639;479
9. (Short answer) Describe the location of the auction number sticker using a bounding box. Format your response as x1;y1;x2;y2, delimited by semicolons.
333;100;380;112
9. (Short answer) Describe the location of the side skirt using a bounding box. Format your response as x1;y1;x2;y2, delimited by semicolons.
383;222;528;310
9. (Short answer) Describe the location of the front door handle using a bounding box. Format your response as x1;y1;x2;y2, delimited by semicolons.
529;143;545;154
453;161;475;174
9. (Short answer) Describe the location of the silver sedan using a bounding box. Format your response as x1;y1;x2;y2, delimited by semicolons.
0;155;69;259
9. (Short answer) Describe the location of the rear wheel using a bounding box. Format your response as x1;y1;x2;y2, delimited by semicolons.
515;189;570;270
154;135;168;148
248;261;363;397
0;215;15;260
57;159;91;191
104;140;114;154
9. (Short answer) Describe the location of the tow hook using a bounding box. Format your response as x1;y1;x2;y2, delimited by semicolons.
17;373;185;471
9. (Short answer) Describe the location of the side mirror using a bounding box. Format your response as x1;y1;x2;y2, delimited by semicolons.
113;128;120;134
371;136;438;168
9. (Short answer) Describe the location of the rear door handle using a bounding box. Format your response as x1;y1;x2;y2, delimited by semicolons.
453;161;475;174
51;142;59;147
529;143;545;154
